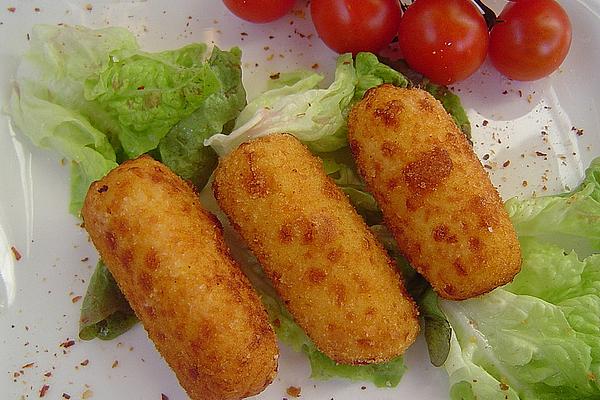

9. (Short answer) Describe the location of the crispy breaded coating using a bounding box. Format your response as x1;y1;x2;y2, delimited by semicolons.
348;85;521;300
213;134;419;365
81;156;278;400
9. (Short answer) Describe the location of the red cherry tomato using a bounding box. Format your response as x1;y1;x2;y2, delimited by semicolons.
310;0;401;54
397;0;489;85
489;0;572;81
222;0;295;23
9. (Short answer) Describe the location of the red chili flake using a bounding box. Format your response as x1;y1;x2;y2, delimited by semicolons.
22;362;34;369
482;120;489;127
268;35;275;39
240;32;248;36
11;246;22;261
71;296;82;303
137;85;145;90
44;371;52;377
62;394;71;399
60;339;75;348
269;73;280;80
311;63;319;69
502;160;511;168
80;359;89;366
7;7;16;12
286;386;301;398
161;395;169;400
97;185;108;193
535;151;547;157
39;384;50;397
13;371;21;378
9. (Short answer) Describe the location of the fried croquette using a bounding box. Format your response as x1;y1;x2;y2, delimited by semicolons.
348;85;521;300
213;133;419;365
81;155;278;400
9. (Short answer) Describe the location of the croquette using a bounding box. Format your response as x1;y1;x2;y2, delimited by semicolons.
348;85;521;300
213;133;419;365
81;155;278;400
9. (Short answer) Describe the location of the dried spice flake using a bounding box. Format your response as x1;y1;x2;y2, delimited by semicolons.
60;339;76;348
39;384;50;398
11;246;22;261
286;386;301;398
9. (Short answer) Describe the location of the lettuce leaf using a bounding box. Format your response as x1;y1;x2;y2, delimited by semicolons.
321;152;382;225
9;24;243;213
79;261;137;341
85;43;221;159
505;158;600;258
158;47;246;190
8;25;129;214
205;52;407;155
441;157;600;400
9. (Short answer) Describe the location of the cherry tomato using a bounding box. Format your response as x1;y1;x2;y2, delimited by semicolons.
489;0;572;81
223;0;295;23
397;0;489;85
310;0;401;54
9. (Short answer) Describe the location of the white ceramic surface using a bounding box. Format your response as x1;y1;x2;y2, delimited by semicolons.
0;1;598;399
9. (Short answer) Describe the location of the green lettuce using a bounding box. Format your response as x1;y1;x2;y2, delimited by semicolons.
205;52;407;155
8;25;130;214
84;43;221;159
9;24;244;213
158;47;246;190
321;152;382;225
79;261;137;341
441;157;600;400
506;157;600;258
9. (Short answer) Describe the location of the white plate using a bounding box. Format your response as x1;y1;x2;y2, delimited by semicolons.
1;1;598;399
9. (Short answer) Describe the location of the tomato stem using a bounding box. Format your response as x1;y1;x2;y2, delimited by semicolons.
471;0;498;30
399;0;412;13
